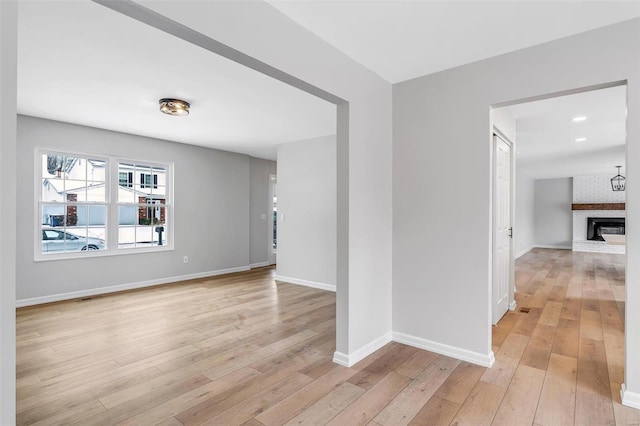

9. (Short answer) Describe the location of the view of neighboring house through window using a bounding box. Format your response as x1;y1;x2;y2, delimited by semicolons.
118;162;168;249
119;171;133;187
40;153;107;255
37;151;172;258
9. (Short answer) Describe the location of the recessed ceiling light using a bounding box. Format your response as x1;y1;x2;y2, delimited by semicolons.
575;137;587;142
159;98;190;116
572;116;587;122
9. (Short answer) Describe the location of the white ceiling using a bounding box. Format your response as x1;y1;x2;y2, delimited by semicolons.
268;0;640;83
17;1;639;163
504;85;627;179
17;1;336;161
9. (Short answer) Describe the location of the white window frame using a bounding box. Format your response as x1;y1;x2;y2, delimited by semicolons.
34;148;174;261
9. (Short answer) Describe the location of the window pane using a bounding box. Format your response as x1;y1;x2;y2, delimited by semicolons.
118;205;137;225
118;163;135;202
153;223;168;246
41;176;64;202
87;159;106;184
135;226;152;247
42;204;66;227
118;226;135;249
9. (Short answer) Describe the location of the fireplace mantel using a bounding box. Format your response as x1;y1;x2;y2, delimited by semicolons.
571;203;625;211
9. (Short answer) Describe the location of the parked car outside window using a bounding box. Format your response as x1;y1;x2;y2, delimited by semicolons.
41;228;105;253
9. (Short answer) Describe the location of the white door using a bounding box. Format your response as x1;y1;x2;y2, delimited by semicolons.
493;134;512;324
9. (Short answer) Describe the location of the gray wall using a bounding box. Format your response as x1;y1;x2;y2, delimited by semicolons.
250;157;276;266
143;1;393;362
515;172;536;257
17;115;252;302
276;136;336;289
0;1;17;421
393;17;640;377
534;178;573;248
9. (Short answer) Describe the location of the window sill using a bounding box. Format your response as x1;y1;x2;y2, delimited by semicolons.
34;244;174;262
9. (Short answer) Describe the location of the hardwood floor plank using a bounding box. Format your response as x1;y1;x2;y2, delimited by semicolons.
327;372;410;426
577;337;611;398
407;395;460;426
538;301;563;327
373;355;459;425
284;382;365;426
255;364;359;425
393;349;439;379
519;324;555;371
575;390;615;426
449;381;506;426
534;353;577;426
480;333;529;388
552;318;580;358
580;309;604;341
347;344;417;390
491;364;545;426
199;372;313;426
117;367;261;426
434;361;485;405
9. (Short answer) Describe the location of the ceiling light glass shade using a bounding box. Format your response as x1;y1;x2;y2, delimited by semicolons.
611;166;626;191
159;98;190;116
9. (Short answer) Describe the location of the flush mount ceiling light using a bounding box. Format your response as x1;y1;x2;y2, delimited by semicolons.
159;98;190;116
611;166;626;191
575;137;587;142
572;116;587;122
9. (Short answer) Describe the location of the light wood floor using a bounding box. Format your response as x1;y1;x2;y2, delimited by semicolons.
16;249;640;425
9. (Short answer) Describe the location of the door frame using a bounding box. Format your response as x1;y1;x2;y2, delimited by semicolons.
268;173;277;265
491;129;516;325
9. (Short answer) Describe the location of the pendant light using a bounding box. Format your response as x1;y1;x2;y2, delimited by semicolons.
611;166;625;191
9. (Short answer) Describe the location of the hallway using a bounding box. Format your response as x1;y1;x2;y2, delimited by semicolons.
491;248;635;424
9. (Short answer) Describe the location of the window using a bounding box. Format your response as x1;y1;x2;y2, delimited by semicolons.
37;150;172;259
118;163;168;249
119;171;133;187
140;173;158;189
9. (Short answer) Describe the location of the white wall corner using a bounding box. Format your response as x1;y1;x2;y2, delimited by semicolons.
273;275;336;292
621;383;640;409
16;266;251;307
392;331;495;368
332;332;393;367
515;246;533;259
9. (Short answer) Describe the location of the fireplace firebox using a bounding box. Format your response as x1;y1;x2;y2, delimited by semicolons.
587;217;625;241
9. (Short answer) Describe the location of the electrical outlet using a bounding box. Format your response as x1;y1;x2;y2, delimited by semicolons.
183;256;189;264
261;213;266;220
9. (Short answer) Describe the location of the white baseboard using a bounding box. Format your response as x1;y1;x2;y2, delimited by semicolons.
392;331;495;367
333;332;393;367
621;383;640;409
509;300;517;311
273;275;336;292
249;261;270;269
534;245;572;250
16;266;250;307
515;246;534;259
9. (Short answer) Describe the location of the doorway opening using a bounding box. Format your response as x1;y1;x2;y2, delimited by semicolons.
490;81;628;402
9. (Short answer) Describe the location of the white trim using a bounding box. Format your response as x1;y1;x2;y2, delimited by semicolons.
621;384;640;409
332;332;393;367
509;300;517;311
332;351;350;367
392;331;495;367
515;246;533;259
273;275;335;292
15;266;249;307
534;245;572;250
250;261;270;269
